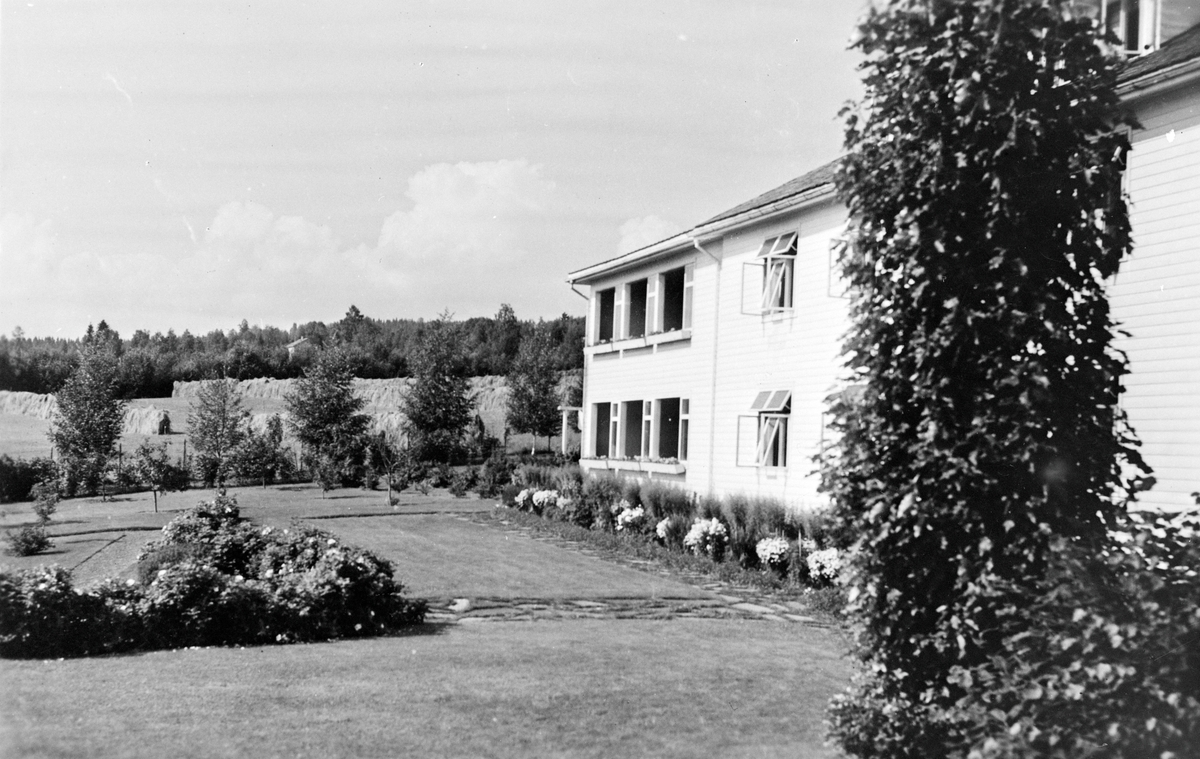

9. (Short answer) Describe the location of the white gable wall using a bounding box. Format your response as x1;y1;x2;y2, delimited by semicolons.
704;199;849;508
1111;81;1200;511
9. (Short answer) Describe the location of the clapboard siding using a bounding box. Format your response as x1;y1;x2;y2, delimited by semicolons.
1110;82;1200;511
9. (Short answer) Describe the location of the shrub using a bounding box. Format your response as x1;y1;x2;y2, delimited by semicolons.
805;547;841;587
498;483;522;507
448;467;475;498
684;517;728;561
0;456;56;504
639;481;693;521
513;463;558;490
0;566;133;658
30;480;59;523
615;504;647;533
135;543;203;585
1;500;426;659
475;455;515;498
654;515;691;552
755;536;791;575
4;524;52;556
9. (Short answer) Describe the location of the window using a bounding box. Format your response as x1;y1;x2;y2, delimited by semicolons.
760;233;797;312
753;390;790;468
743;232;797;314
622;400;643;458
625;279;648;338
596;288;615;343
678;399;690;461
737;390;790;468
1073;0;1200;54
593;402;612;457
658;265;693;332
641;401;653;458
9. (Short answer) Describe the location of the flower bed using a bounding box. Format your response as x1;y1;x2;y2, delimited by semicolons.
0;495;426;659
495;467;843;596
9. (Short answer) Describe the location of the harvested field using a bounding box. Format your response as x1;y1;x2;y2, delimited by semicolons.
0;375;580;461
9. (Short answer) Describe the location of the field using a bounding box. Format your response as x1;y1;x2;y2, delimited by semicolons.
0;485;852;758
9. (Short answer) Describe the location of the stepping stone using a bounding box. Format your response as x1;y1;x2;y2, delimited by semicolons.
717;594;744;604
761;614;788;622
769;604;791;613
448;598;472;613
784;614;817;623
784;601;807;611
569;600;608;608
731;603;776;614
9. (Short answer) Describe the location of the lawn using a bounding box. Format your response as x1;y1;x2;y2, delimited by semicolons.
0;619;849;759
0;483;852;757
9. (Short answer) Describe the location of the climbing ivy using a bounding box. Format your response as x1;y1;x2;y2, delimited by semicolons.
822;1;1148;755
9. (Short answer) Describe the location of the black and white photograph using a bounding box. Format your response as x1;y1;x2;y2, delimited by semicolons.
2;1;1199;757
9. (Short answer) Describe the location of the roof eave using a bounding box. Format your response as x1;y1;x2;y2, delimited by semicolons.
691;183;838;242
566;233;694;285
1117;56;1200;102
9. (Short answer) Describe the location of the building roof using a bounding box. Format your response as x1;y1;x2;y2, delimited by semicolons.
698;159;841;227
1119;21;1200;84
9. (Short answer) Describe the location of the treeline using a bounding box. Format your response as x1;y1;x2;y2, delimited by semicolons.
0;305;584;398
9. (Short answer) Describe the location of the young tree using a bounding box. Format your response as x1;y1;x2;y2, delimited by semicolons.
506;323;561;453
187;379;249;488
233;414;292;488
132;440;188;513
402;312;472;463
822;2;1142;755
50;343;128;496
285;348;370;492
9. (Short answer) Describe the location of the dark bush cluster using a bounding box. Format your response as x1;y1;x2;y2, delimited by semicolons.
0;455;56;504
0;496;426;659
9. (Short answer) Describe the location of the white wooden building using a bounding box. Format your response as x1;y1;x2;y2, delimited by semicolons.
567;10;1200;511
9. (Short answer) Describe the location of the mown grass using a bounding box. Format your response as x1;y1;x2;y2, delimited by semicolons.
0;618;850;759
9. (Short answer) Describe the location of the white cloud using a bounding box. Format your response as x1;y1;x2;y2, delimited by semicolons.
618;214;679;254
377;159;554;268
1;160;576;336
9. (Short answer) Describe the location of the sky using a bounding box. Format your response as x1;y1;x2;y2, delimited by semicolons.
1;1;866;339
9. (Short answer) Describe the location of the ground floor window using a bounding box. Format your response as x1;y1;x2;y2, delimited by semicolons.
737;390;791;468
591;397;690;460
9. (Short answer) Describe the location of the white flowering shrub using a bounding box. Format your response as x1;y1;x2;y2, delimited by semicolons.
755;536;791;570
684;517;728;561
806;547;841;586
655;517;672;541
615;505;646;532
531;489;559;514
515;489;532;510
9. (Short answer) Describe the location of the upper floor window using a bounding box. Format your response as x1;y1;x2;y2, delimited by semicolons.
659;265;693;333
627;279;648;339
1072;0;1200;55
589;262;695;346
596;288;615;343
759;232;797;313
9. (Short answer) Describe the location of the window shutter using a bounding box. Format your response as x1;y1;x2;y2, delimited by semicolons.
682;263;694;329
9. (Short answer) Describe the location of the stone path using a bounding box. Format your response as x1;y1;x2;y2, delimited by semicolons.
424;594;824;625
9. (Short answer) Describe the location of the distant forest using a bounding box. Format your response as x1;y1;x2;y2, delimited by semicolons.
0;305;585;399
